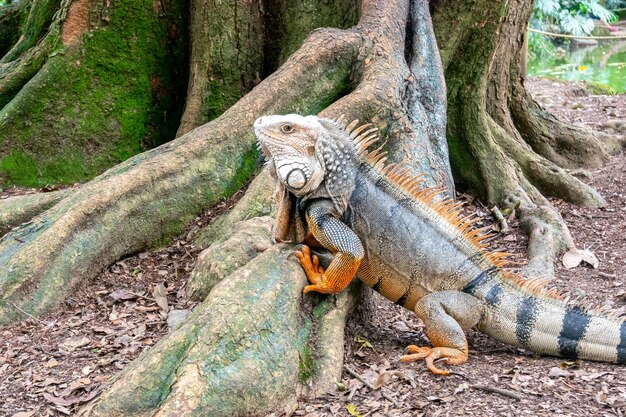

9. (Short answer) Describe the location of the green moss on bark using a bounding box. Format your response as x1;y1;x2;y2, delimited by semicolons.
0;0;60;64
0;0;188;187
263;0;361;73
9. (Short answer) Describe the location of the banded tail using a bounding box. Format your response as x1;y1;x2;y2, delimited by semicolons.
463;269;626;364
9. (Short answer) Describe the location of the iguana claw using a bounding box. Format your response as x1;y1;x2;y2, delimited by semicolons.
400;345;468;376
293;245;324;287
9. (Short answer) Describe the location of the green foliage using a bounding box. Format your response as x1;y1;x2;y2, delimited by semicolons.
528;31;558;61
532;0;616;36
606;0;626;10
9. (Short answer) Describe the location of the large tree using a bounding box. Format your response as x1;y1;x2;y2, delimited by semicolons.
0;0;622;414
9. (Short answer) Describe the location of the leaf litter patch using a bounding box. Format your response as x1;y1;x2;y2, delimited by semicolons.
0;188;247;416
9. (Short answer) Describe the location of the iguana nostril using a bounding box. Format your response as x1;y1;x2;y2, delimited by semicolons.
255;117;264;126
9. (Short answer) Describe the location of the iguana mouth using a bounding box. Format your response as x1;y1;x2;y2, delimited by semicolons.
254;128;272;161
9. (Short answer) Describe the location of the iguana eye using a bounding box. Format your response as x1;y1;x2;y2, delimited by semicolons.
281;123;295;133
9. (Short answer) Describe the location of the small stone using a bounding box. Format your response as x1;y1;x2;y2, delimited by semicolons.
167;309;190;331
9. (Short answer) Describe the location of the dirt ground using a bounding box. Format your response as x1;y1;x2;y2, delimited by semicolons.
0;78;625;417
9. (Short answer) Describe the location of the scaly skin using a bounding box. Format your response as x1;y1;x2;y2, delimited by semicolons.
254;114;626;375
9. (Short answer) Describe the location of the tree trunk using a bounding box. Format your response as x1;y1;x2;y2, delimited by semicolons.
0;0;188;186
431;0;613;278
0;0;618;414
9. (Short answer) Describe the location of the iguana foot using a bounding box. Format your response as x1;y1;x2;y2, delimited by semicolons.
400;345;468;376
293;245;345;294
294;245;324;285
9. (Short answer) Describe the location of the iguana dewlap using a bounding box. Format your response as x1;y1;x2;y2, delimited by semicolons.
254;114;626;375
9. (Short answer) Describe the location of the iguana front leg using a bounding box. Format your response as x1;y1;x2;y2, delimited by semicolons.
294;200;364;294
402;291;484;375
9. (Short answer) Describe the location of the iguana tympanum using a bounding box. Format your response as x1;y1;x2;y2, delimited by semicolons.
253;114;626;375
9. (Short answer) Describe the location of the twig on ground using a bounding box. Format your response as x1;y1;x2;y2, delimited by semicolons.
347;385;358;401
598;272;617;279
12;303;50;326
344;365;398;405
469;384;522;400
125;290;158;303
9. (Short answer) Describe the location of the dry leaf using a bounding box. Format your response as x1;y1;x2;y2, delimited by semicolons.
35;377;62;387
372;369;415;389
548;367;572;378
91;326;115;335
454;382;470;394
427;395;456;403
152;283;169;313
576;371;612;381
11;412;36;417
109;289;138;302
59;336;91;353
43;393;75;407
562;249;599;269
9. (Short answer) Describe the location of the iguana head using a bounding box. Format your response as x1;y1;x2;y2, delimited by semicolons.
254;114;327;196
254;114;365;241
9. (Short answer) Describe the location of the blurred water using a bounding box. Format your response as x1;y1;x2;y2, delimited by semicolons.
528;41;626;93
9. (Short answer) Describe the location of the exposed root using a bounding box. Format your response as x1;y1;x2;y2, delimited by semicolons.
0;0;58;64
517;204;574;279
82;245;358;416
510;87;611;169
0;189;71;235
488;116;605;209
0;39;51;108
187;216;273;301
195;172;274;247
450;114;586;281
0;27;364;325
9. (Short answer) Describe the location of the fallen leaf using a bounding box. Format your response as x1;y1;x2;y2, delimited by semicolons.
427;395;456;403
454;382;470;394
109;289;138;302
372;370;415;389
548;367;572;378
562;248;599;269
46;359;59;368
355;336;373;349
91;326;115;335
11;411;36;417
43;393;75;407
346;403;362;417
132;323;147;338
35;377;63;387
576;371;612;381
59;336;91;353
152;283;169;313
134;305;161;312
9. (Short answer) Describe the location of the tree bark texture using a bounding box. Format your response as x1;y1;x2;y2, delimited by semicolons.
0;0;189;186
176;0;361;137
430;0;613;277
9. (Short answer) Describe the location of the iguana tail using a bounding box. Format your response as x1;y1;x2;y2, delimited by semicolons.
464;270;626;364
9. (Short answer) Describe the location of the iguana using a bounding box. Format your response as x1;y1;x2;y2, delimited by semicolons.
253;113;626;375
